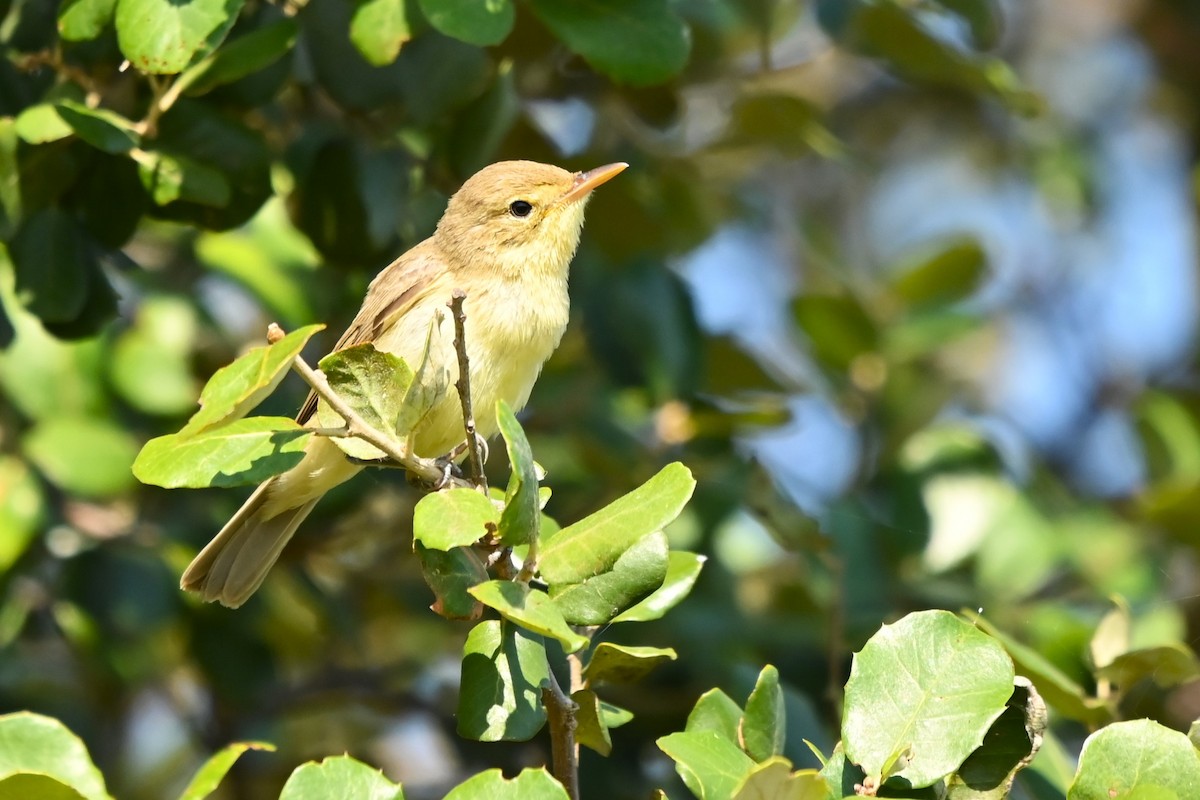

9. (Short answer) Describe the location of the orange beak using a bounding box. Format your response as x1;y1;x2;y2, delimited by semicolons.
561;162;628;203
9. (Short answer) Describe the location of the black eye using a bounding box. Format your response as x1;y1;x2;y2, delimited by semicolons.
509;200;533;217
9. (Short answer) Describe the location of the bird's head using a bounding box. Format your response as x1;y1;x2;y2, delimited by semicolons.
434;160;627;280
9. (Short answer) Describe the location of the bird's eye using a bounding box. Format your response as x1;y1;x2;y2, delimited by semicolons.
509;200;533;217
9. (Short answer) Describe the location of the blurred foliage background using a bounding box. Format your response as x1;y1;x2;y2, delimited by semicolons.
1;0;1200;797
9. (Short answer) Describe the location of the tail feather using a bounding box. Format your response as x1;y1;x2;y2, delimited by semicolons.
181;480;319;608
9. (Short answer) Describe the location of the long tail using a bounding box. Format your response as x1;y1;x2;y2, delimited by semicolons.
180;480;320;608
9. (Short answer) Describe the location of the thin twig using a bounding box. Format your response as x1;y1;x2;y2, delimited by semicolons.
448;290;487;490
267;323;473;489
542;669;580;800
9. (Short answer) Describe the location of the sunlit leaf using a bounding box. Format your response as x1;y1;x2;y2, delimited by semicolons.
731;758;827;800
584;643;676;685
496;399;539;546
842;610;1014;787
539;462;695;585
1068;719;1200;800
412;488;498;551
741;665;785;762
0;456;44;572
58;0;117;41
180;324;323;436
133;417;310;489
549;530;668;625
0;712;110;800
443;768;567;800
686;688;743;744
657;731;756;800
279;755;402;800
467;581;588;652
316;343;415;460
350;0;412;66
612;551;706;623
115;0;245;75
179;742;275;800
457;620;549;742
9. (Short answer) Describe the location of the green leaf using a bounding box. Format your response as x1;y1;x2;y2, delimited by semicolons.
178;742;275;800
133;417;310;489
584;643;676;685
1068;719;1200;800
0;774;89;799
686;688;744;744
0;456;45;572
932;0;1002;48
946;678;1046;800
549;530;669;625
9;208;91;324
58;0;118;40
889;238;988;310
842;610;1015;788
602;701;634;730
0;120;21;239
413;488;498;551
539;462;695;585
963;610;1108;724
115;0;246;75
396;310;452;442
730;758;827;800
53;102;139;154
496;399;539;546
792;294;878;371
414;543;486;620
350;0;413;66
132;149;232;207
180;324;323;436
418;0;513;46
14;104;74;144
741;665;785;762
467;581;588;653
526;0;690;86
176;17;298;95
1095;644;1200;690
457;620;549;742
279;755;403;800
612;551;706;623
316;343;415;460
109;296;199;416
443;768;568;800
572;689;613;756
23;417;137;499
657;731;756;800
0;712;111;800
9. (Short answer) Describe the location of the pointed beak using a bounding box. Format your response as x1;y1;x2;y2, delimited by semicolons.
561;162;628;203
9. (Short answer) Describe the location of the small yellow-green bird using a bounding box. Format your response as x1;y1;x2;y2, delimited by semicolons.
182;160;627;607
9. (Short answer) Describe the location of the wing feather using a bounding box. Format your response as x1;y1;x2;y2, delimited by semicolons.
296;241;448;424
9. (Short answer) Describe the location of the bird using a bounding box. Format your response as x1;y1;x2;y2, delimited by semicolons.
180;160;627;608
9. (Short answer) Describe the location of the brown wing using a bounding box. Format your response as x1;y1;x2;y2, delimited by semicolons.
296;241;448;424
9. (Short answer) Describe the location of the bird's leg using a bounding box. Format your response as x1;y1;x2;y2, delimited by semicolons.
442;432;489;466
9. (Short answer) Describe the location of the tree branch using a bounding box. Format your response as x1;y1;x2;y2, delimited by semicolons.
449;290;488;490
267;323;473;489
542;668;581;800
